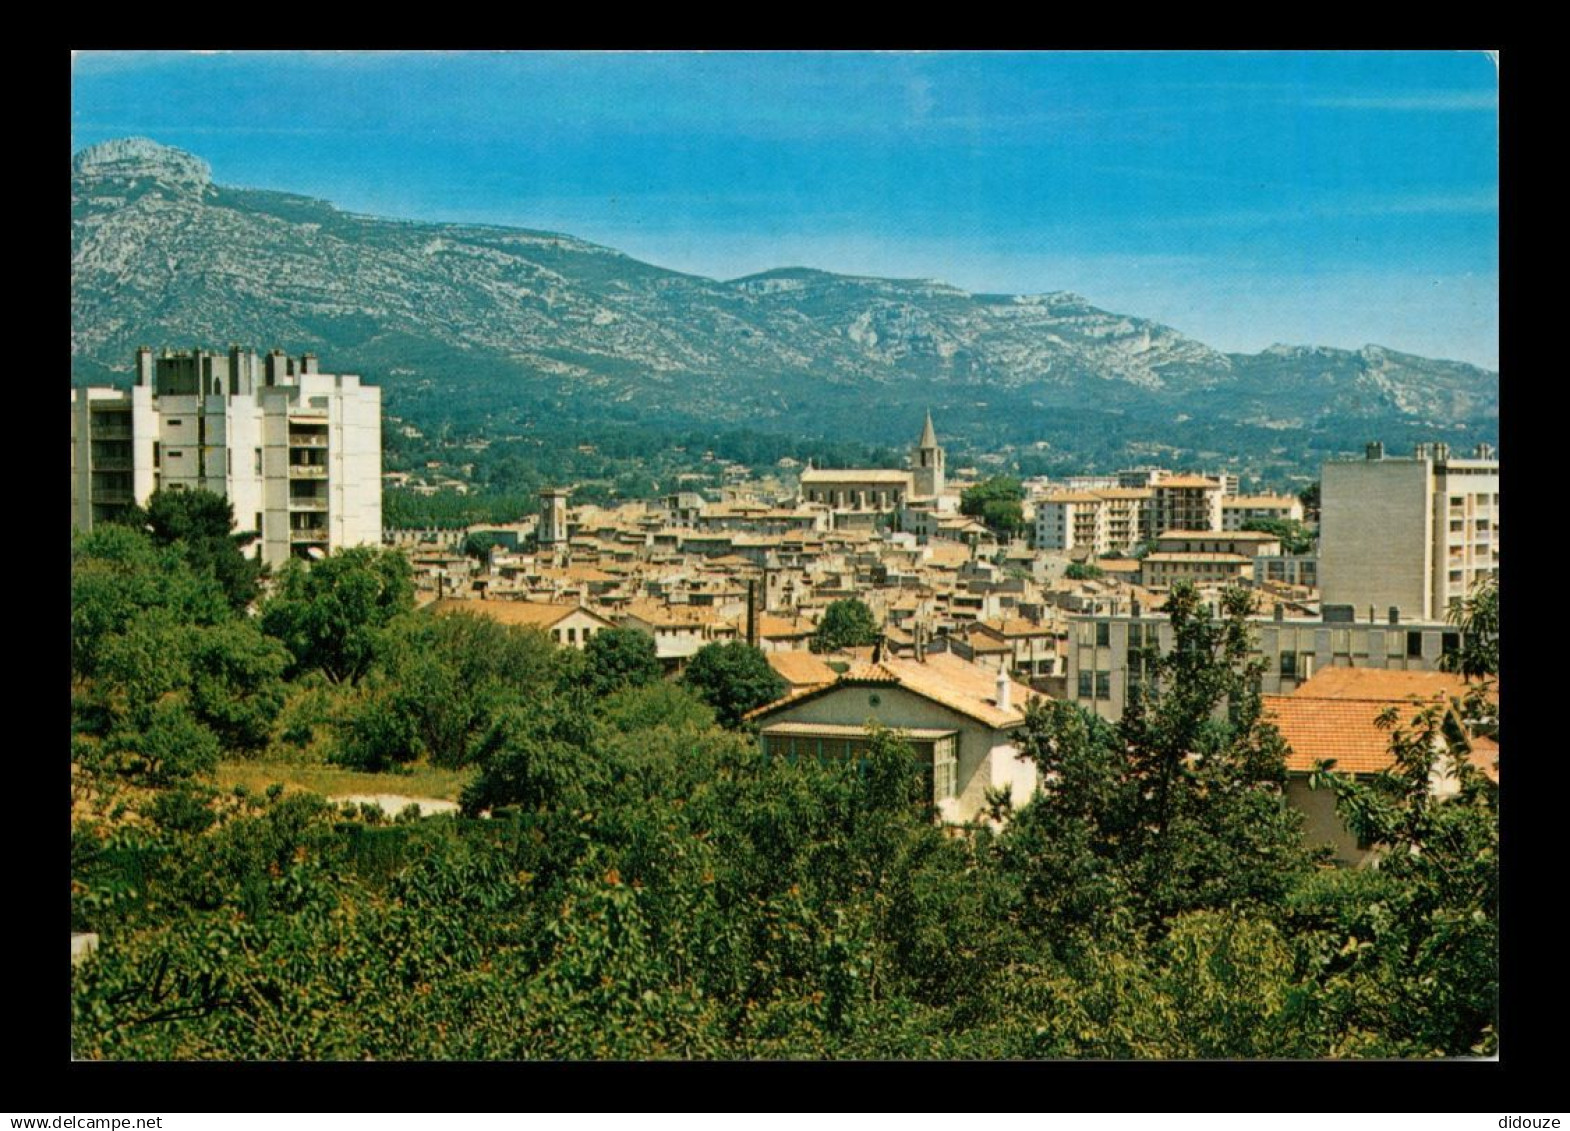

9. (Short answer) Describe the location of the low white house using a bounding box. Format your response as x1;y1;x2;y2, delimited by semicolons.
748;651;1041;826
430;598;617;650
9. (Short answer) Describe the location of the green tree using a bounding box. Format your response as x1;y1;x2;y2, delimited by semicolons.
71;525;229;684
363;610;563;769
811;598;880;654
1005;582;1309;949
462;531;499;561
582;628;663;699
1241;517;1316;555
960;476;1025;536
1064;561;1103;580
1304;698;1498;1055
134;488;265;611
681;641;787;729
1298;480;1321;521
260;547;415;684
186;622;291;753
1442;575;1499;680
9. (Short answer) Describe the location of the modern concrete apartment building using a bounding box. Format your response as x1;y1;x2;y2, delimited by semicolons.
71;346;381;567
1064;608;1460;723
1033;487;1152;556
1149;474;1225;538
1320;441;1499;622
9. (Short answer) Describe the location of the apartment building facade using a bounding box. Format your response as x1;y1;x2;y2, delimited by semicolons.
1319;441;1499;622
71;346;381;567
1064;608;1459;722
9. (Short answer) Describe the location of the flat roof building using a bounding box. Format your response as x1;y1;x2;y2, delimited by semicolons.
1320;441;1498;622
71;346;381;567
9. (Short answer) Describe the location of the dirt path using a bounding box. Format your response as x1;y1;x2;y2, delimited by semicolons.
329;793;460;817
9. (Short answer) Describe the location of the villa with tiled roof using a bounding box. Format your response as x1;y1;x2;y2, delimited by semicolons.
747;652;1042;825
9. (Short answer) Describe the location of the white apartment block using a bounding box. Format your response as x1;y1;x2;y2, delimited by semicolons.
1065;609;1460;723
1222;493;1305;530
1319;441;1498;622
1149;475;1225;537
71;346;381;568
1033;487;1151;556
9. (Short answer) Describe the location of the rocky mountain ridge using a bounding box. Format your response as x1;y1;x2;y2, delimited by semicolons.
72;138;1498;462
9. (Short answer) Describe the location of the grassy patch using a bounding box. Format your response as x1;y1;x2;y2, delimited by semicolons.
212;759;474;802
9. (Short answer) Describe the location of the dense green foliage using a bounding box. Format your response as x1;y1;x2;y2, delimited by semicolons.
1240;517;1317;556
680;641;787;729
70;540;1498;1059
1304;691;1498;1055
1298;480;1321;520
959;476;1026;537
134;489;266;611
810;598;881;654
1442;576;1499;680
1064;562;1103;580
259;547;415;684
581;628;664;699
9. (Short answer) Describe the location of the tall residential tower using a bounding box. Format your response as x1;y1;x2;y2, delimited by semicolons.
71;346;381;567
1319;441;1499;622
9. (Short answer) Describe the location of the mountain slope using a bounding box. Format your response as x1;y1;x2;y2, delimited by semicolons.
72;138;1498;460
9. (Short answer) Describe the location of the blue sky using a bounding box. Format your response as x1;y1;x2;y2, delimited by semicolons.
71;50;1499;368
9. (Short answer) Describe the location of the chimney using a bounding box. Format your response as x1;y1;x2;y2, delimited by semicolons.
1475;442;1495;460
1366;441;1384;461
1433;442;1450;462
996;667;1011;712
135;346;153;387
1273;604;1284;623
1414;442;1431;460
746;578;758;648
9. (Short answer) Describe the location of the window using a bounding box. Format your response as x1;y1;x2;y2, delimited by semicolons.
1095;671;1111;700
567;627;577;644
255;447;263;475
932;738;958;801
1280;650;1296;677
254;512;263;537
1078;671;1093;699
1096;622;1110;648
152;441;160;468
1442;631;1460;658
1407;631;1424;658
168;419;183;427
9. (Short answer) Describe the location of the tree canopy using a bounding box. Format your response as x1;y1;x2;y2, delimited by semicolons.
581;628;664;699
811;598;880;654
259;546;415;685
681;641;786;729
1442;576;1499;680
134;488;265;610
1241;517;1316;556
960;476;1026;537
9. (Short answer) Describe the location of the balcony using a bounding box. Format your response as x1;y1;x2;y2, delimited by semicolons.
92;458;133;472
93;488;135;505
289;526;329;543
288;496;329;511
288;433;329;448
91;426;133;441
289;464;329;479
